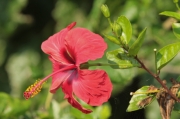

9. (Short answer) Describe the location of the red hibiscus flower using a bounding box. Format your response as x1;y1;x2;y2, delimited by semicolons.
24;22;112;114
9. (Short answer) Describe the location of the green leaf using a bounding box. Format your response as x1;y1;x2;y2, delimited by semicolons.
173;102;180;113
156;42;180;70
116;16;132;44
0;93;11;117
126;86;156;112
96;103;111;119
172;23;180;39
70;102;94;119
103;34;121;45
0;92;30;118
106;48;140;69
159;11;180;20
128;28;147;56
176;76;180;98
176;76;180;82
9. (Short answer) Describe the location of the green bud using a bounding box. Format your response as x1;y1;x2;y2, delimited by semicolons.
173;0;179;3
120;36;128;47
101;4;110;18
112;21;122;37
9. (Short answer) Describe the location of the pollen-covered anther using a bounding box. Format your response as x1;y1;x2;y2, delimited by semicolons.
23;80;45;100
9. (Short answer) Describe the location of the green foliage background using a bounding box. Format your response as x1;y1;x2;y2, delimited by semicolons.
0;0;180;119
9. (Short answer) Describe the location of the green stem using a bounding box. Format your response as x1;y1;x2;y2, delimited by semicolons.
45;90;53;110
80;62;119;69
108;18;113;28
84;63;119;67
130;90;160;95
59;100;69;109
175;3;180;10
154;49;158;75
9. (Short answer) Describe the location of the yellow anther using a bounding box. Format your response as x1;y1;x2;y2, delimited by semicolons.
23;80;45;99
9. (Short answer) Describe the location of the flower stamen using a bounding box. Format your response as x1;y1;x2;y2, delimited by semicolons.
23;65;76;100
23;80;45;99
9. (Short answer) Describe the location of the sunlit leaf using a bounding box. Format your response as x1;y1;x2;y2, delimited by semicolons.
159;11;180;20
116;16;132;44
126;86;156;112
129;28;147;56
172;23;180;39
106;48;140;69
103;34;121;45
156;42;180;70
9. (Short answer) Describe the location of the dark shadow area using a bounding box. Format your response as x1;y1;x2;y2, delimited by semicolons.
0;0;56;92
109;76;146;119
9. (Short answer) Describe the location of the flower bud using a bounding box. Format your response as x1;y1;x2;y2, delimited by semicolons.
112;21;122;37
173;0;179;3
101;4;110;18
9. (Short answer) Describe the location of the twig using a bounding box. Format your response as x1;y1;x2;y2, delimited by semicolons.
135;56;180;102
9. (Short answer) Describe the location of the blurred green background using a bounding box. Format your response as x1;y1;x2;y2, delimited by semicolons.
1;0;180;119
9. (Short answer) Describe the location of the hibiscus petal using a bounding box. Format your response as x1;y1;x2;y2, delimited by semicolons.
61;71;92;114
49;56;64;71
73;69;112;106
49;56;76;93
50;70;73;93
65;28;107;65
41;22;76;64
